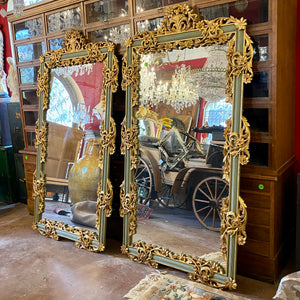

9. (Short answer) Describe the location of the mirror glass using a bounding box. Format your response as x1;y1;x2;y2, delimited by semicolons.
134;45;230;260
33;30;118;252
121;4;252;289
42;62;104;232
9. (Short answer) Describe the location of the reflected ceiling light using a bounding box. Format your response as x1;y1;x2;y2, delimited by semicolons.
139;58;199;112
139;47;228;112
53;64;94;78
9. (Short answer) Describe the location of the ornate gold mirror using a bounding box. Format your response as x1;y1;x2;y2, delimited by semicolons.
121;5;252;288
33;30;118;252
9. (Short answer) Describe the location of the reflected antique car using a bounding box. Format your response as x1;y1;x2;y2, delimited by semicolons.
136;117;228;232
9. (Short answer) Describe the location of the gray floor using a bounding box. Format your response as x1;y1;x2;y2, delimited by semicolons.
0;202;292;299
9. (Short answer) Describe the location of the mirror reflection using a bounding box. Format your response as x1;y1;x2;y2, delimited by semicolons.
134;45;230;262
42;62;105;232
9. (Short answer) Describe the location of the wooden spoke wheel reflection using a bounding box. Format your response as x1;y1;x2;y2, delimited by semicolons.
158;184;185;208
135;157;153;205
192;176;229;231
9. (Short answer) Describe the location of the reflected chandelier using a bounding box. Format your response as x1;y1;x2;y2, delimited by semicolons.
139;56;199;112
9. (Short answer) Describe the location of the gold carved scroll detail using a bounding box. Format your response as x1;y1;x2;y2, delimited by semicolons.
76;230;105;252
34;120;48;164
101;53;119;104
99;117;116;168
42;30;108;69
121;117;139;170
120;181;138;236
121;51;140;107
37;219;104;252
37;66;50;110
220;196;247;258
223;116;250;182
96;179;113;221
32;170;46;214
128;241;236;289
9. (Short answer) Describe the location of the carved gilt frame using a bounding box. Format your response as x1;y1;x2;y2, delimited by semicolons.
121;5;252;289
33;30;119;252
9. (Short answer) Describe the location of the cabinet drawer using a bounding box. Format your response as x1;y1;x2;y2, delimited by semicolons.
24;163;36;173
240;191;270;209
247;207;270;226
241;239;270;257
240;178;271;193
22;153;37;164
246;224;270;242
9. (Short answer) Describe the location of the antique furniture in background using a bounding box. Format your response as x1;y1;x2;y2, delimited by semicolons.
7;0;297;282
121;4;252;289
33;30;118;251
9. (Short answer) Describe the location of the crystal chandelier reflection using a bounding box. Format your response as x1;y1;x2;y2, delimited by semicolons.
53;64;94;78
197;45;228;103
139;45;228;112
13;0;24;16
0;0;24;17
139;54;200;112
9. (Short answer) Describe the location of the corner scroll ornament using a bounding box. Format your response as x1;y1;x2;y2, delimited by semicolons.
222;116;250;182
99;117;116;168
75;230;105;252
37;219;104;252
220;196;247;259
128;241;159;268
38;219;59;240
189;259;236;290
128;241;236;289
32;170;46;215
35;119;48;164
120;181;138;236
42;30;110;69
121;117;139;170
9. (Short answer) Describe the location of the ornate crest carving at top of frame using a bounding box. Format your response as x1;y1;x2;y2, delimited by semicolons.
37;31;119;112
123;9;253;108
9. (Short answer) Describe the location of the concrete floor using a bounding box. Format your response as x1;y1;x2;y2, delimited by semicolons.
0;202;291;300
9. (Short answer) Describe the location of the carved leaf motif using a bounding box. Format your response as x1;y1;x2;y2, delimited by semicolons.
159;4;200;33
32;170;46;214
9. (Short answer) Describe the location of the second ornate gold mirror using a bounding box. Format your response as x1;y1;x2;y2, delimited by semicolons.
121;5;252;288
33;30;118;252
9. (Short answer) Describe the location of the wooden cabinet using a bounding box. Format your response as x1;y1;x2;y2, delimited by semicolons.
8;0;297;281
